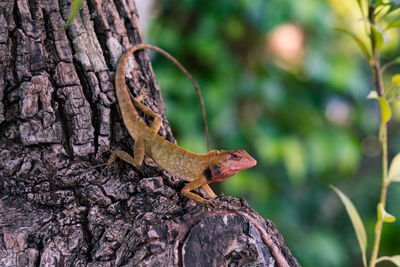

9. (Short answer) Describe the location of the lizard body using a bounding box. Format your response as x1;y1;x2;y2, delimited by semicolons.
107;44;256;203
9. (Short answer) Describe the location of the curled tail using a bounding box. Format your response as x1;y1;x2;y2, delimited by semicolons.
123;44;210;151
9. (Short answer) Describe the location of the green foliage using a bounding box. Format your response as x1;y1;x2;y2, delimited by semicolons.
376;255;400;266
331;0;400;266
357;0;369;17
147;0;400;265
331;185;368;266
377;202;396;222
388;153;400;182
62;0;84;31
336;28;372;62
368;91;392;124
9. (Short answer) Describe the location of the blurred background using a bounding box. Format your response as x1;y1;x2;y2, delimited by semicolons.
137;0;400;266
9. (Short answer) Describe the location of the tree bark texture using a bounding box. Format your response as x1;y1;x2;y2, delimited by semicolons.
0;0;300;266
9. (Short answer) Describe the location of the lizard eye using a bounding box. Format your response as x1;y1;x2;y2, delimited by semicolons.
231;153;239;159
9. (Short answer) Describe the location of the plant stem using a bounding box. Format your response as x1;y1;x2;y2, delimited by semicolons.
369;6;384;97
367;6;389;267
369;124;388;267
380;60;396;75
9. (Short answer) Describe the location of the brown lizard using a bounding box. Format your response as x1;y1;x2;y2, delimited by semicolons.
105;44;256;203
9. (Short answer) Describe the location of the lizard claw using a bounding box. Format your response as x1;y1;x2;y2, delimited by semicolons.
201;198;217;210
101;165;110;177
133;165;146;178
89;162;110;176
134;95;144;103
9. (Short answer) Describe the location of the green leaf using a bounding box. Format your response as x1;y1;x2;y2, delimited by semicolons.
377;255;400;266
389;5;400;14
385;19;400;30
375;4;391;21
62;0;85;31
340;30;372;60
367;91;379;99
377;98;392;124
357;0;369;17
336;28;371;61
392;74;400;85
377;203;396;222
330;185;367;267
385;83;400;102
372;27;384;49
388;153;400;182
375;0;391;6
367;92;391;123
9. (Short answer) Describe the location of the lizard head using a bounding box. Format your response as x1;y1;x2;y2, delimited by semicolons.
204;150;257;182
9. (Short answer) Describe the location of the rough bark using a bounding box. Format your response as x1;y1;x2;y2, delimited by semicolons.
0;0;300;266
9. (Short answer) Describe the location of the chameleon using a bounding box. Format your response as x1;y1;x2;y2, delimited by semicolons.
105;44;257;203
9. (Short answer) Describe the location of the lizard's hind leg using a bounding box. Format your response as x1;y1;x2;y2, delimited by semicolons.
130;95;162;132
102;138;146;175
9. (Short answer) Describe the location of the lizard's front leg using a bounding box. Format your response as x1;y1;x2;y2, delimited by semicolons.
181;177;211;204
201;184;217;200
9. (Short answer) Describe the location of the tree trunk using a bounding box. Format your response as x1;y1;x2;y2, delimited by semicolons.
0;0;299;266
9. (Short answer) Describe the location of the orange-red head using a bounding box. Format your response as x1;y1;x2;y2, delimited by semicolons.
204;150;257;182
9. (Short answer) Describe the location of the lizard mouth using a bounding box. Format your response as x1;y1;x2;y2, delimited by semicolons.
233;156;257;171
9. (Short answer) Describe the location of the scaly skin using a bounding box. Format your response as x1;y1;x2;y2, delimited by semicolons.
107;44;257;203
